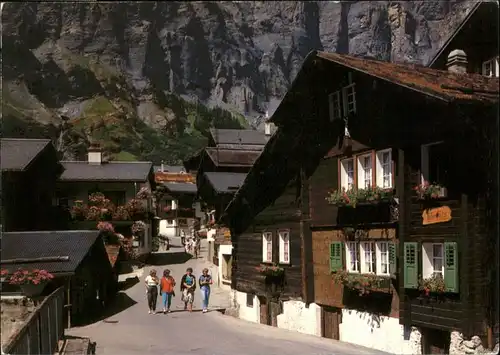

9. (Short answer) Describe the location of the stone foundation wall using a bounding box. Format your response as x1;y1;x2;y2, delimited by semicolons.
276;300;321;336
450;331;499;355
1;298;35;348
339;309;421;354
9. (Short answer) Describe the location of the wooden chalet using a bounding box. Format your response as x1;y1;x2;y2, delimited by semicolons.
56;144;156;256
154;165;199;239
1;230;117;327
1;138;64;232
223;48;499;354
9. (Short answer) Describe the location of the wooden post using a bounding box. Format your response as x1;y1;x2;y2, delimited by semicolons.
487;326;493;350
66;277;71;328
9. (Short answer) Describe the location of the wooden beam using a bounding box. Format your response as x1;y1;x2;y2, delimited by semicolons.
2;256;70;264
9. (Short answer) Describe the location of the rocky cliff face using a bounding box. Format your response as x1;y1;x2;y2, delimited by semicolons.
1;1;475;162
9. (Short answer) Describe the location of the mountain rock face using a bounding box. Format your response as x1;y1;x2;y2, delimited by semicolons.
1;1;475;162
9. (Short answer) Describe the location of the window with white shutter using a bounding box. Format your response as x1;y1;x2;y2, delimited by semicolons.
279;230;290;264
262;232;273;262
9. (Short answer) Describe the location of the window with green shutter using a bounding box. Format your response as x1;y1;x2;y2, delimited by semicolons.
403;242;418;289
444;242;458;293
330;242;343;272
388;242;397;276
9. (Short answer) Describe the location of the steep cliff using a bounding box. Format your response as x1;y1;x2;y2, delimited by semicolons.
1;1;475;163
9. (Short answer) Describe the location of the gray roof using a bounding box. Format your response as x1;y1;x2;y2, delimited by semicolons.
1;230;101;275
0;138;52;171
210;129;267;147
60;161;152;182
154;165;186;173
204;172;247;194
162;182;197;194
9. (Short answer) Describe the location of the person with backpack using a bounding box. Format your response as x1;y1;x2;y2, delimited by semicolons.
159;269;176;314
180;267;196;312
199;268;213;313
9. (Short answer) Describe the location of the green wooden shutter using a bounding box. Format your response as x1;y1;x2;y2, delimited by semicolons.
403;242;418;289
330;242;343;272
388;242;397;276
444;242;459;293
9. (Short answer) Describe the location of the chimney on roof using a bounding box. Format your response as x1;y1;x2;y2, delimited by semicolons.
88;143;102;165
447;49;468;74
161;161;164;172
264;110;272;136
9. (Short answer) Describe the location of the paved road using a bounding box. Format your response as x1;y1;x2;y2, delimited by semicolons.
67;242;387;355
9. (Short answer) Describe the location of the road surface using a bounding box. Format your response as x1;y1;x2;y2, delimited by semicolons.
67;243;387;355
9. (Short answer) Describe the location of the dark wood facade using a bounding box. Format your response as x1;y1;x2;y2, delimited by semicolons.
1;142;63;232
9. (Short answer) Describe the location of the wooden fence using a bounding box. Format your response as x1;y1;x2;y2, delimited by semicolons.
3;287;65;355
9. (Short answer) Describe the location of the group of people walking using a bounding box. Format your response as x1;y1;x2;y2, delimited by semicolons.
144;267;213;314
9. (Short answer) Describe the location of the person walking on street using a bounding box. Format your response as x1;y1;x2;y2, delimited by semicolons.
199;268;213;313
145;269;159;314
180;267;196;312
160;269;176;314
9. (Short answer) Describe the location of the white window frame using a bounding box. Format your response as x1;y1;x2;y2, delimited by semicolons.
262;232;273;263
420;141;444;185
376;149;393;189
482;56;499;77
278;230;290;264
359;241;376;274
422;243;444;279
171;199;178;210
329;91;342;122
340;158;355;190
357;153;372;189
342;83;356;116
376;241;390;276
345;241;359;273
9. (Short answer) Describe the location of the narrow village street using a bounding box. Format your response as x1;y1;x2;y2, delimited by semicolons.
65;240;386;355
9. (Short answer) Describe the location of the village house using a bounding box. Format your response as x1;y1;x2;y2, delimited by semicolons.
1;230;116;327
1;138;64;232
55;144;156;256
222;48;498;355
184;128;271;288
154;164;200;243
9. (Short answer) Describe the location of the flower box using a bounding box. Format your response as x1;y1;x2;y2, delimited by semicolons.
326;187;395;208
257;264;285;277
333;270;392;296
21;282;48;298
414;182;448;200
418;273;446;296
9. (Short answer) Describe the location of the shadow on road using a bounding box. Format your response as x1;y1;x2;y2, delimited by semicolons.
86;292;138;325
147;252;193;266
118;276;139;291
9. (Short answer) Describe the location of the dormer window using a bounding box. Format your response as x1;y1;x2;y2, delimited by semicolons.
482;57;499;77
328;77;357;122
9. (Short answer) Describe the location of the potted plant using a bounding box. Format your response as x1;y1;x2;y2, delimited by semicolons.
125;199;147;220
1;269;9;283
70;200;88;221
112;205;130;221
414;181;447;200
6;268;55;297
257;264;285;293
418;273;446;296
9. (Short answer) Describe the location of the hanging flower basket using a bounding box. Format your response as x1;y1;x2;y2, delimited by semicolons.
326;187;395;208
21;283;48;298
414;182;447;200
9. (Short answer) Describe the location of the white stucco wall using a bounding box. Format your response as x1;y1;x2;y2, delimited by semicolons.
233;290;260;323
339;309;418;354
277;300;322;336
159;219;177;237
218;244;232;290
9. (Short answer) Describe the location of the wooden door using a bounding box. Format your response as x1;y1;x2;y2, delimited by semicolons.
322;306;342;340
259;296;269;325
422;327;449;354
